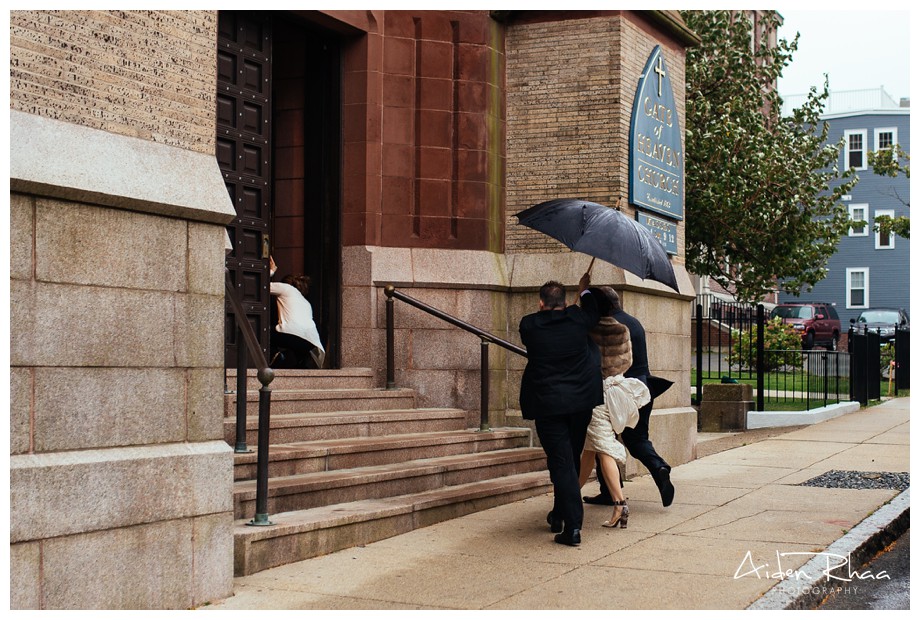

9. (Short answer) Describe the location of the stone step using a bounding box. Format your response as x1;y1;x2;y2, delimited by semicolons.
233;469;553;576
232;428;533;480
224;407;469;447
224;367;376;391
224;387;416;417
232;447;547;519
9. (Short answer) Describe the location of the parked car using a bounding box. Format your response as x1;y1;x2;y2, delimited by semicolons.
849;308;910;344
770;302;842;350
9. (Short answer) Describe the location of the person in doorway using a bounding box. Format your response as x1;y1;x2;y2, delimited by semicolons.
269;256;325;369
583;287;675;508
519;273;601;547
577;286;650;529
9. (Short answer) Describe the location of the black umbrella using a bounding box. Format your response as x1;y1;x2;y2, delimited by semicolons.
515;198;679;291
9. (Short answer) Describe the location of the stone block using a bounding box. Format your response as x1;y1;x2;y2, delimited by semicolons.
341;245;374;287
699;400;752;432
41;519;195;609
10;111;236;225
368;245;414;285
626;406;698;477
35;198;187;292
32;367;186;452
10;367;31;455
11;280;177;367
340;285;375;330
409;328;482;370
703;382;754;402
186;368;225;442
10;192;33;281
187;222;226;296
340;327;389;381
699;383;753;431
10;441;233;543
192;514;235;606
410;248;508;288
10;541;40;609
174;293;226;368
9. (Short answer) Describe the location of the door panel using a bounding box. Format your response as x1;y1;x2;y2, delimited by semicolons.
218;11;273;367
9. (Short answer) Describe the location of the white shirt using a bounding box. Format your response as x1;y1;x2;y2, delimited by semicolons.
270;281;325;368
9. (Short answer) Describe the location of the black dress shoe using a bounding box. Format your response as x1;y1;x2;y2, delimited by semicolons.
554;528;581;546
654;466;675;507
583;494;615;506
546;510;563;534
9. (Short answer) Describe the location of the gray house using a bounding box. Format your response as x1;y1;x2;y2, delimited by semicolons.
778;88;910;327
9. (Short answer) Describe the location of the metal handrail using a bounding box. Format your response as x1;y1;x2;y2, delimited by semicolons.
225;269;274;526
383;284;527;431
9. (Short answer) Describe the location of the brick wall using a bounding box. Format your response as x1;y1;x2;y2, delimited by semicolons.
504;12;687;266
9;10;217;155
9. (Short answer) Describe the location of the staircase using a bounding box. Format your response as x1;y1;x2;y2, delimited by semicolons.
226;368;551;576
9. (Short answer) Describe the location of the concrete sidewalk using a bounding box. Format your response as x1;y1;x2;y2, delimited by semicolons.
205;398;910;611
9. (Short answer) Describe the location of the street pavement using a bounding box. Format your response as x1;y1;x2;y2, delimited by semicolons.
205;397;910;611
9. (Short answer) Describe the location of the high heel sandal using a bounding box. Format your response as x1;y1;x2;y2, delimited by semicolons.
602;500;629;528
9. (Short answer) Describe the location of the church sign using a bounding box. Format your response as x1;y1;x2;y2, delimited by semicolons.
629;45;684;222
636;212;677;256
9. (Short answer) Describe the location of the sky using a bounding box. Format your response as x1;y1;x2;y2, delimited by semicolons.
776;8;912;102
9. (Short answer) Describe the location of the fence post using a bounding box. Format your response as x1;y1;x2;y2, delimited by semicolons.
695;303;703;405
756;304;765;412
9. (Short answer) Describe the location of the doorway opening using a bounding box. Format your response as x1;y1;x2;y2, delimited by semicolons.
219;11;342;369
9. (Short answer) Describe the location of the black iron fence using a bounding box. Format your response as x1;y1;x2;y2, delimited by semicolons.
694;300;909;411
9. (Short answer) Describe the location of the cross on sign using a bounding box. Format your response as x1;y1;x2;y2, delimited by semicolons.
654;55;666;97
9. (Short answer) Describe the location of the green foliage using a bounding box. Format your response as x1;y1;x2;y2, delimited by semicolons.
680;10;858;303
727;317;804;371
880;342;896;380
867;146;910;239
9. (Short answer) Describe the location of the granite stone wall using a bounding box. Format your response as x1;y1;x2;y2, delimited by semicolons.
9;9;235;609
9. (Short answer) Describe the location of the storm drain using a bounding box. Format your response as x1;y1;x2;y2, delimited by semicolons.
798;470;909;491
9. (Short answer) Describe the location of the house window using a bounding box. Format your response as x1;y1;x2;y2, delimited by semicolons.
875;209;896;249
848;204;868;237
875;127;897;152
844;129;867;170
846;268;869;309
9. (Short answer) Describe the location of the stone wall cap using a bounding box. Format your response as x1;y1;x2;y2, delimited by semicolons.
10;110;235;225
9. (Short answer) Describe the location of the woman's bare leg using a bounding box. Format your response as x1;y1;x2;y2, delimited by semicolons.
598;453;628;526
597;454;624;502
579;449;596;489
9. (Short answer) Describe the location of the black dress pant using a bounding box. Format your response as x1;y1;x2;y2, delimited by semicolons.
271;331;318;368
534;408;592;532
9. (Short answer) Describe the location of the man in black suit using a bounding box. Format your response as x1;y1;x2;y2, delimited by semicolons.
583;287;675;507
519;274;601;546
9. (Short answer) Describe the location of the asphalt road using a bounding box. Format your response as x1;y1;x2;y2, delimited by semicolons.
816;530;910;610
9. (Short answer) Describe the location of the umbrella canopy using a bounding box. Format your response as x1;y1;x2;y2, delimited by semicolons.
515;198;679;291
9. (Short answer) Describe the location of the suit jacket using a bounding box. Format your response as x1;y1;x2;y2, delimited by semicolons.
519;292;602;420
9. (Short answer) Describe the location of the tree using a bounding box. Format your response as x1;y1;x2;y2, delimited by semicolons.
867;145;910;239
680;10;858;303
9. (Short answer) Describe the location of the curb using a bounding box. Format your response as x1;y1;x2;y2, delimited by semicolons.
747;488;910;610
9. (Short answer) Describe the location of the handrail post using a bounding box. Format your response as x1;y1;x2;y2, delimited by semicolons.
234;325;251;453
385;285;396;389
480;338;490;432
248;367;275;526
